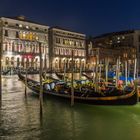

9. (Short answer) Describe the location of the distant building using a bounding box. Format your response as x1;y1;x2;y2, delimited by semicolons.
0;16;49;71
49;27;86;71
87;30;138;72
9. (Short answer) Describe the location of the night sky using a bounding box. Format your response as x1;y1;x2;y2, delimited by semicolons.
0;0;140;36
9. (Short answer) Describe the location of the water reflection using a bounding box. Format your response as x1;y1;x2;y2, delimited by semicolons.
0;75;140;140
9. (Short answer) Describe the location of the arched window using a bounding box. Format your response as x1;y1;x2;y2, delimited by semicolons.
11;57;14;65
6;57;9;65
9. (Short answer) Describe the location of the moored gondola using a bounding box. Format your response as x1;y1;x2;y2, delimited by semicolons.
18;73;138;105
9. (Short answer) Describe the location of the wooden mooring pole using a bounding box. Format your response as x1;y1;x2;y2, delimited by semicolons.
0;21;3;107
39;42;43;117
0;42;2;107
125;60;128;86
71;50;74;106
25;58;28;98
64;60;66;82
105;57;109;86
134;58;137;80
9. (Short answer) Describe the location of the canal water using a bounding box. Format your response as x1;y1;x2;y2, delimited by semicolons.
0;75;140;140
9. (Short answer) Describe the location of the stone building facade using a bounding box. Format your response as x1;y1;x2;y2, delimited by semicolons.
49;27;86;71
0;16;49;71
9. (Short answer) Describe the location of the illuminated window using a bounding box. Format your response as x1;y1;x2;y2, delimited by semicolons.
25;32;29;40
82;50;85;56
65;40;68;45
63;39;65;44
81;42;84;47
36;36;39;40
122;36;125;39
22;32;26;38
70;41;72;45
76;42;79;46
6;57;9;65
19;24;22;27
26;26;29;29
29;32;33;40
19;31;23;39
117;37;120;40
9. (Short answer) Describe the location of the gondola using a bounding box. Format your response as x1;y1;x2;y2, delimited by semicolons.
18;73;138;105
